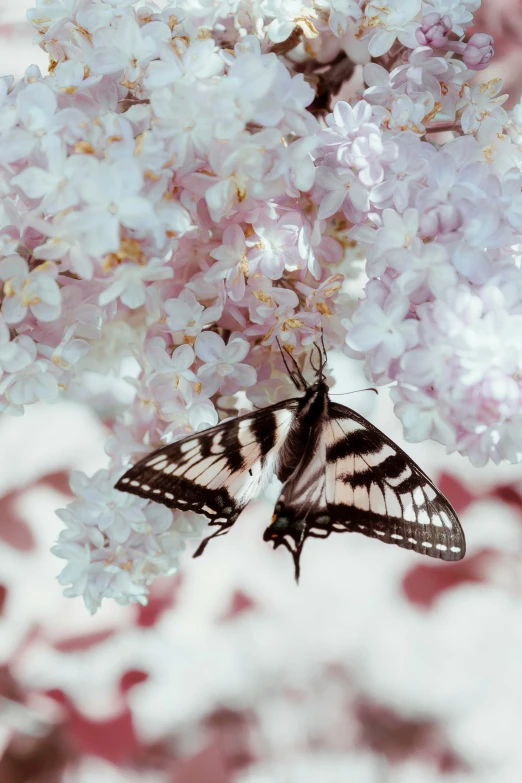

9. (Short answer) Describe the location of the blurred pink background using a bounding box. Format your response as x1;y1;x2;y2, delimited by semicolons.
2;3;522;782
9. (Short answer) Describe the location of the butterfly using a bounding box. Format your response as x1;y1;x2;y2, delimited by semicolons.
115;340;465;579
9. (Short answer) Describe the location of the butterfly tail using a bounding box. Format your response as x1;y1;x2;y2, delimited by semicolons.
193;515;238;558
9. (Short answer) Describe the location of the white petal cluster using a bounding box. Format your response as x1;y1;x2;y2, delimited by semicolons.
0;0;514;607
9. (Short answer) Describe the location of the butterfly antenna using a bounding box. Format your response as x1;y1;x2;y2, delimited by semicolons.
276;338;308;390
319;330;328;376
330;387;379;397
312;341;324;379
276;337;300;388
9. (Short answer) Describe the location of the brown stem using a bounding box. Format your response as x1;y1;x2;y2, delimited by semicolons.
425;119;462;134
270;27;303;56
308;51;356;115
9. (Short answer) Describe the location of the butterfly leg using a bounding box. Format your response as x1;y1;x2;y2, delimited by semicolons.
193;514;239;558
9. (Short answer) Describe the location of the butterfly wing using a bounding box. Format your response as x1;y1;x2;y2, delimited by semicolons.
264;398;465;578
115;399;300;554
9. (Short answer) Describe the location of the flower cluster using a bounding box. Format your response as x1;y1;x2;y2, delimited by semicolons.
0;0;518;608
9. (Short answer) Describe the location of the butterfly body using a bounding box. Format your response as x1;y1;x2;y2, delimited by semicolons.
116;352;465;579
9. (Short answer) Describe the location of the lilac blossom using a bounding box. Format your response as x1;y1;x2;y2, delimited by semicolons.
0;256;61;324
0;0;513;610
195;332;257;397
416;11;452;46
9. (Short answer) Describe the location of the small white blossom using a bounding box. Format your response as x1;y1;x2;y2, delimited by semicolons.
164;289;222;339
98;257;173;309
0;256;61;324
0;335;59;409
146;338;198;401
362;0;422;58
195;332;257;396
346;287;419;377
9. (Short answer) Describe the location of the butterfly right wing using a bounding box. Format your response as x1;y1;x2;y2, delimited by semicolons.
264;398;465;578
115;399;300;553
322;402;466;558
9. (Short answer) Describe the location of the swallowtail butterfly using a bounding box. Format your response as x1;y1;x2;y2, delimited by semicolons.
115;342;465;578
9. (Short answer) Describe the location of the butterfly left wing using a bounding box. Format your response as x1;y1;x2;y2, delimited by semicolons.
116;399;299;554
264;399;465;578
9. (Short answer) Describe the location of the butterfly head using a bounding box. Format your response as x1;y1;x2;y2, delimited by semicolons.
277;336;328;393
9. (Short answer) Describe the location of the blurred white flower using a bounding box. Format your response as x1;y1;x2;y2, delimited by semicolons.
0;256;61;324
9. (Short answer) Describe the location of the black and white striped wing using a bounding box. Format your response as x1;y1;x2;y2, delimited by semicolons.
264;400;465;578
115;400;299;553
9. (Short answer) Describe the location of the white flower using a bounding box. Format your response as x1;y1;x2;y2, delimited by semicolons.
146;338;198;400
386;238;458;298
50;59;102;94
315;165;370;220
0;316;34;375
318;0;362;37
425;0;474;36
87;14;169;83
369;131;433;213
98;257;173;309
73;157;159;257
390;46;450;100
262;0;319;43
39;324;92;371
346;288;419;376
206;225;249;302
458;78;508;134
248;275;299;325
0;256;61;324
362;0;422;58
161;394;219;437
16;81;60;135
195;332;257;396
366;208;420;274
247;213;303;279
11;137;84;214
53;468;186;613
0;336;59;408
150;82;226;165
164;289;222;339
191;130;283;223
374;93;435;134
144;37;223;90
391;384;457;446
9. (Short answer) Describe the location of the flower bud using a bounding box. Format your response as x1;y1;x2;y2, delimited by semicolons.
415;12;452;47
463;33;494;71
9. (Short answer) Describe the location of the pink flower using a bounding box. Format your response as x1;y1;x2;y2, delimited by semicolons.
206;225;249;302
0;256;61;324
247;213;303;280
161;394;218;438
98;257;173;309
74;158;159;257
0;317;34;375
415;12;452;47
366;208;420;274
0;336;59;408
195;332;256;396
146;338;198;401
363;0;422;57
247;275;299;325
164;289;222;339
346;289;419;376
463;33;495;71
